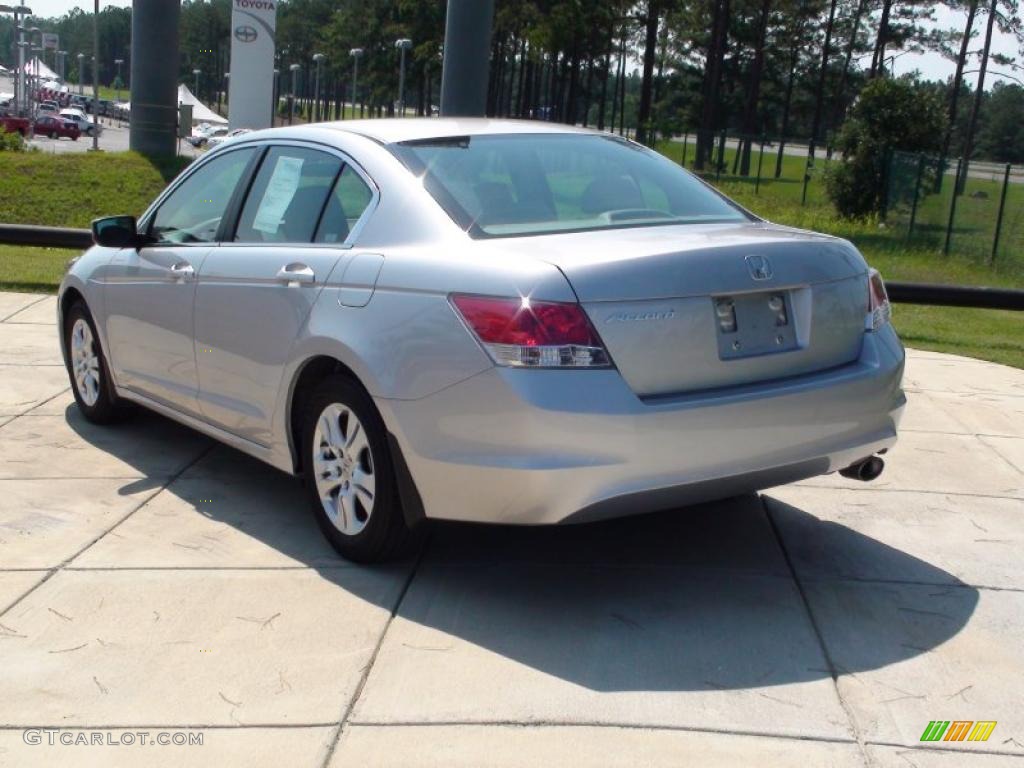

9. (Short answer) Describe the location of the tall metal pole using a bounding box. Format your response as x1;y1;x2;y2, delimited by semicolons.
91;0;99;150
192;68;200;101
312;53;325;122
395;38;412;116
439;0;494;116
349;49;362;119
77;53;84;95
129;0;180;157
289;63;300;124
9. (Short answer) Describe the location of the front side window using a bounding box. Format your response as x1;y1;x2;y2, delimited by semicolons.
391;133;751;238
234;146;342;243
150;148;255;244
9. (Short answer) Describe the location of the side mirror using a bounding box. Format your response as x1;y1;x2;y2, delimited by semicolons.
92;215;141;248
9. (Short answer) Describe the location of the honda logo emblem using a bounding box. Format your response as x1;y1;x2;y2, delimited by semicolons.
745;254;773;281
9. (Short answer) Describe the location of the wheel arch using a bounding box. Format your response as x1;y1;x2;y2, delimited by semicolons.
284;354;426;529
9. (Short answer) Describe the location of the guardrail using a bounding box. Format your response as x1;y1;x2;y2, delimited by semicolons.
0;223;93;250
0;223;1021;311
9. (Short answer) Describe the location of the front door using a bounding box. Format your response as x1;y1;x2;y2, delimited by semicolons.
102;147;257;415
193;146;375;445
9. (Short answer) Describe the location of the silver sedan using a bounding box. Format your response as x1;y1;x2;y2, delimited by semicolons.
59;119;905;562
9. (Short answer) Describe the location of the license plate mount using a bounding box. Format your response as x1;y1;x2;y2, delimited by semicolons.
714;291;799;360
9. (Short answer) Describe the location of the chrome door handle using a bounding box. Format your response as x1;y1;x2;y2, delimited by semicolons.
170;261;194;282
276;263;315;285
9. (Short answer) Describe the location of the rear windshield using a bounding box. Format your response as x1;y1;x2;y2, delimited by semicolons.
390;133;751;238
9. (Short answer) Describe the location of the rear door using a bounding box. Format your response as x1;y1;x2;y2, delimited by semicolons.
193;143;377;445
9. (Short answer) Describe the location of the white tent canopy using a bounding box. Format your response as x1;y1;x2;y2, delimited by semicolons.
21;57;60;82
177;84;228;125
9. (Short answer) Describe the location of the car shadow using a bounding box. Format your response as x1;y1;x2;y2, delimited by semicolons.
63;404;979;694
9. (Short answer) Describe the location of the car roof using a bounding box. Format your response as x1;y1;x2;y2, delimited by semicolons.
237;118;596;148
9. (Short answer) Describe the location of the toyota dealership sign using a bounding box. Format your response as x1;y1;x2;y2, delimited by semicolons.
228;0;276;130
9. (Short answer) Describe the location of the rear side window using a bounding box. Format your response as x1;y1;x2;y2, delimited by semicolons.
314;165;374;243
235;147;343;243
150;147;256;244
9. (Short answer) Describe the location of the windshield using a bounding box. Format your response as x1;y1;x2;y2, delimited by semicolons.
391;133;752;238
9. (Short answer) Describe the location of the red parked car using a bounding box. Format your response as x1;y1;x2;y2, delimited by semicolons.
33;115;80;140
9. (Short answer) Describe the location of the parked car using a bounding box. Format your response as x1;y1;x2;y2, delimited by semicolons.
205;127;251;148
33;114;80;140
60;119;905;563
0;115;31;136
59;109;101;136
37;100;60;115
187;124;228;147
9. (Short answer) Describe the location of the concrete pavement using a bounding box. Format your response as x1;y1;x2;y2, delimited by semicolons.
0;290;1021;767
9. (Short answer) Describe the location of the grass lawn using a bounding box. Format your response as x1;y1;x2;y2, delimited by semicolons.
1;146;1020;367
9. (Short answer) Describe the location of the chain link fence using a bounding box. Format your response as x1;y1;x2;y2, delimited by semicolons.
885;150;1022;266
659;131;834;207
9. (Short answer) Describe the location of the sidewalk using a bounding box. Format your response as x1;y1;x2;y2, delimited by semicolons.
0;290;1022;767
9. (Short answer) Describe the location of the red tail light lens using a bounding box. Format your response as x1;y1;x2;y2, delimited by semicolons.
451;294;610;368
867;268;891;331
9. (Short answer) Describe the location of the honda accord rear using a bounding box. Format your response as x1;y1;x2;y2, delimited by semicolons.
374;126;905;526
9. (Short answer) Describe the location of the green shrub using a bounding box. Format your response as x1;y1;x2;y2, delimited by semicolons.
0;128;25;152
826;78;946;219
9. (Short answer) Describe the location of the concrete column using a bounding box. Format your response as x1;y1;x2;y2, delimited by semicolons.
439;0;494;117
129;0;180;157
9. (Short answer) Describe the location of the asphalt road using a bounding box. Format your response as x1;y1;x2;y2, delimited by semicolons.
0;290;1022;766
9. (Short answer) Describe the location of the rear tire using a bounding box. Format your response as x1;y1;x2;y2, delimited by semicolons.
301;375;418;563
63;301;122;424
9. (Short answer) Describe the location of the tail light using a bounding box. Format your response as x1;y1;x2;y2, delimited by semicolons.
867;268;891;331
450;294;611;368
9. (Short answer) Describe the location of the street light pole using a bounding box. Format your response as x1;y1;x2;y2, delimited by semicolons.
114;58;123;101
289;63;300;124
77;52;84;95
349;48;363;118
394;38;412;117
192;68;201;101
92;0;99;151
312;53;325;122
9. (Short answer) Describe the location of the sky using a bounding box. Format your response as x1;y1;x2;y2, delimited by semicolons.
17;0;1024;90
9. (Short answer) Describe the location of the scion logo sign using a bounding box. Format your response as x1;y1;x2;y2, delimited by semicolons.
234;25;257;43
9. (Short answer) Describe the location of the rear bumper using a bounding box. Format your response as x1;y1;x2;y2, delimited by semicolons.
378;326;905;525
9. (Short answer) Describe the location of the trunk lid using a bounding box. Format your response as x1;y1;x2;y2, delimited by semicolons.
490;222;870;396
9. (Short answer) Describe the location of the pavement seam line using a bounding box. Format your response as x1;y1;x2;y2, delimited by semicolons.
761;494;875;768
0;387;72;431
976;434;1024;478
0;443;215;623
792;484;1023;502
0;295;49;324
319;536;430;768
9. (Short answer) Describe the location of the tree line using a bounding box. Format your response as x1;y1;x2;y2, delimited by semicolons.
2;0;1023;166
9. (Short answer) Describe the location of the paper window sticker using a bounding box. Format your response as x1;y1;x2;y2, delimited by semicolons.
253;155;304;234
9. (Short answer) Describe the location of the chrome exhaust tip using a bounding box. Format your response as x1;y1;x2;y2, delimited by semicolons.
839;455;885;482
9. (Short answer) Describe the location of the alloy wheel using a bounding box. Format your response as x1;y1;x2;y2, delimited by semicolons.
312;403;376;536
70;318;101;407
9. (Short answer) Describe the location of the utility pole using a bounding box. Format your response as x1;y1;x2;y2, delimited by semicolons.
439;0;495;116
394;38;412;116
312;53;325;121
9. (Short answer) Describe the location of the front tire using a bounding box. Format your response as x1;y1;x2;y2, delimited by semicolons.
63;301;122;424
301;375;417;563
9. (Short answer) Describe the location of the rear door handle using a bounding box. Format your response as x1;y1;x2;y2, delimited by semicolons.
276;263;315;286
170;261;194;282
